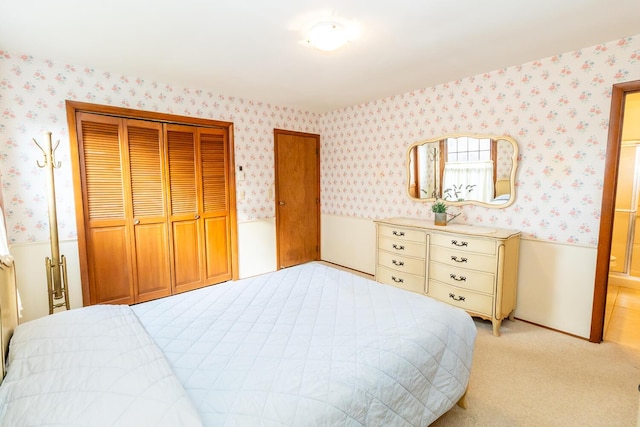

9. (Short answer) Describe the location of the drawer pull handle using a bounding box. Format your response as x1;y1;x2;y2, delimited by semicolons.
391;276;404;283
449;292;466;302
392;244;405;250
451;240;468;247
392;231;405;237
451;256;468;263
392;259;405;266
449;274;466;282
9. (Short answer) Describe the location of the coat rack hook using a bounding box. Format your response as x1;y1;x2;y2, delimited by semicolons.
33;138;47;168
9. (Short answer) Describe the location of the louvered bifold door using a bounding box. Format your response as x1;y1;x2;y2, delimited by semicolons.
165;124;204;293
125;119;171;302
199;128;232;283
76;113;134;305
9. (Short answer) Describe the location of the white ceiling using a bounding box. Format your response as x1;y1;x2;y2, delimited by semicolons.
2;0;640;113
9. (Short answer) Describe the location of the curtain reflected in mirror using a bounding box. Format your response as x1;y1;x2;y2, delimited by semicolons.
407;134;518;208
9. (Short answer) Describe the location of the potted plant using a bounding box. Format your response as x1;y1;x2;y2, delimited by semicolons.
432;200;448;226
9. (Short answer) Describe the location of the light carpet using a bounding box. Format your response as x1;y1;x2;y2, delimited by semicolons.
431;318;640;426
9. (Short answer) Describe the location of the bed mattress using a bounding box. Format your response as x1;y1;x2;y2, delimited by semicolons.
0;304;202;426
0;262;475;426
133;262;476;426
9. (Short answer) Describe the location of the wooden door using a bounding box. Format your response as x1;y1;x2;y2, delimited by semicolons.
75;113;134;305
166;124;203;293
199;128;232;283
125;119;171;302
166;125;233;293
275;129;320;268
74;114;173;305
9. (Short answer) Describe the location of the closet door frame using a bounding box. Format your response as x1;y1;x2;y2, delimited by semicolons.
66;101;239;305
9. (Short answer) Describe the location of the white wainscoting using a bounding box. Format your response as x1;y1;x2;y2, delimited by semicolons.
320;214;376;275
237;218;277;278
11;215;599;338
9;240;83;323
320;214;598;339
516;238;596;338
9;220;279;323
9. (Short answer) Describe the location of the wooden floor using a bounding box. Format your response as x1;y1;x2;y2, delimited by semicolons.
604;284;640;350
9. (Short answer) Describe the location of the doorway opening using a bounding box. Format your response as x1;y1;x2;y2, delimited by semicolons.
609;93;640;290
591;80;640;343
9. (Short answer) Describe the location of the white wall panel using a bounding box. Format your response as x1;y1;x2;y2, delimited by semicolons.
11;216;599;338
9;240;82;323
515;238;596;338
237;218;277;278
320;214;376;275
321;214;598;338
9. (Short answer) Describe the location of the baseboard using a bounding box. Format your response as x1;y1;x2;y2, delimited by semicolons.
513;317;591;342
608;273;640;291
318;260;374;279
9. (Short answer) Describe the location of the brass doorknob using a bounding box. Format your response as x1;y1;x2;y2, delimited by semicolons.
279;201;285;205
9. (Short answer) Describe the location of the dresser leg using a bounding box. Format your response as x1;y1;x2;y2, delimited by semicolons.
508;311;515;321
492;319;502;336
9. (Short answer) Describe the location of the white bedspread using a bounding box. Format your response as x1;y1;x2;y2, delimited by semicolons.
0;305;203;427
133;262;476;426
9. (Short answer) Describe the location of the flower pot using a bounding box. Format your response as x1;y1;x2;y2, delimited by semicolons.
434;212;447;226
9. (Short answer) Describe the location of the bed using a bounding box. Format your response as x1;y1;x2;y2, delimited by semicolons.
0;262;476;426
490;179;511;204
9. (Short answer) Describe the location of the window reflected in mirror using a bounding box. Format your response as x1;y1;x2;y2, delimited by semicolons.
407;134;518;208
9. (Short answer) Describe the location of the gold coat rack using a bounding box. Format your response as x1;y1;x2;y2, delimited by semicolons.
34;131;70;314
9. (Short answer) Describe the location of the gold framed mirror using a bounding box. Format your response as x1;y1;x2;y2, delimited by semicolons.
407;134;518;208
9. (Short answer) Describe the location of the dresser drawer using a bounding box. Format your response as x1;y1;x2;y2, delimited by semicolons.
429;261;494;294
378;224;426;243
379;237;426;258
429;280;493;316
376;266;425;294
378;250;425;276
430;233;496;255
430;246;496;273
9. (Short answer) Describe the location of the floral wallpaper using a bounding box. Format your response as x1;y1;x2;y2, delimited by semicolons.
0;53;321;243
496;139;513;180
1;34;639;247
322;35;640;245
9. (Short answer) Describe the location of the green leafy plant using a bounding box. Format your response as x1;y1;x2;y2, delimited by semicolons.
431;200;447;213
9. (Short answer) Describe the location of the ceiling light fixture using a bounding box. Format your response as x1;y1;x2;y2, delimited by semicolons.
305;15;360;52
306;21;350;52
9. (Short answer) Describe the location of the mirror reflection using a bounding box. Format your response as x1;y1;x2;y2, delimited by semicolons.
407;134;518;207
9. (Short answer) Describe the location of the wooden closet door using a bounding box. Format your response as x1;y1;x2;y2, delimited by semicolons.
166;124;203;293
76;113;134;305
125;119;171;302
165;125;232;293
199;128;232;283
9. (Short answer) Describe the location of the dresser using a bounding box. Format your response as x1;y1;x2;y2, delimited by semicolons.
375;217;520;336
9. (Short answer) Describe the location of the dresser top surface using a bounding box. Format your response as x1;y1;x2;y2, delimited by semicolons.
376;217;521;239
